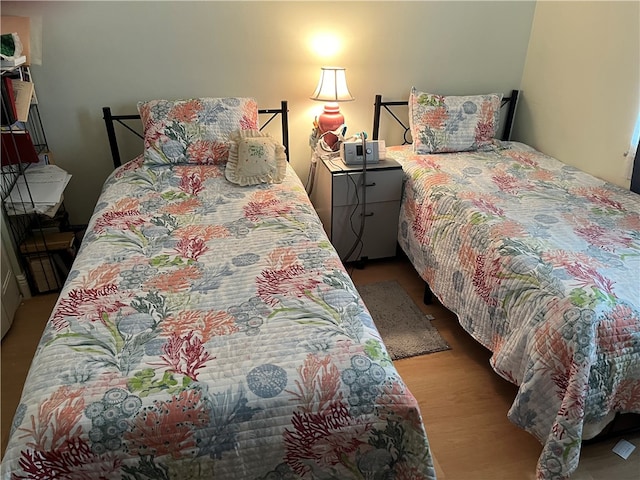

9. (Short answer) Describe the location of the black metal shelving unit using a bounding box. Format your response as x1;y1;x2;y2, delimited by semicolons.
1;65;71;294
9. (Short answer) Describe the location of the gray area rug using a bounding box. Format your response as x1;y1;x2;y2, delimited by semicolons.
357;280;450;360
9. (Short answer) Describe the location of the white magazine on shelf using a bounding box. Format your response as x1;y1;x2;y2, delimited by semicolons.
5;164;71;215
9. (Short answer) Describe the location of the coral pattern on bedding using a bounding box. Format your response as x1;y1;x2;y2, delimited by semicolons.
390;143;640;480
408;88;502;154
138;97;258;165
1;159;435;480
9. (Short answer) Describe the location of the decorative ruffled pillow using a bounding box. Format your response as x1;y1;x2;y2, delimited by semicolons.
137;97;258;165
409;87;502;154
225;130;287;186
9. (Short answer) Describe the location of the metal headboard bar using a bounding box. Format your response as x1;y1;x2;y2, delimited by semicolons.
372;90;520;143
373;98;412;145
501;90;519;142
103;100;290;169
102;108;143;169
258;101;289;163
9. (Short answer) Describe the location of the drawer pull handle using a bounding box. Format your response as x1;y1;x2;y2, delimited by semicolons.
364;182;377;187
361;212;374;217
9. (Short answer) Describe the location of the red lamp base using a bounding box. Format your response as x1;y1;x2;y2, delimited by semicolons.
317;103;345;150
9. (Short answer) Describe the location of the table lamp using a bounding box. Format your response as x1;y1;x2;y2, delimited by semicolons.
310;67;354;149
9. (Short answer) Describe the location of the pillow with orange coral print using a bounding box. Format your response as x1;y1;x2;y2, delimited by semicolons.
408;87;502;154
137;97;259;165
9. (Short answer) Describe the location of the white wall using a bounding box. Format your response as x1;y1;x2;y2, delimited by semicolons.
2;1;535;224
513;1;639;188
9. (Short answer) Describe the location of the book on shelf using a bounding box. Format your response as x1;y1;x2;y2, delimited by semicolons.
1;129;39;166
26;253;62;293
1;75;17;125
20;231;75;254
10;78;33;122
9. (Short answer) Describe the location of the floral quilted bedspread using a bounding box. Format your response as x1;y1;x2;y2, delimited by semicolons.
2;159;435;479
389;142;640;480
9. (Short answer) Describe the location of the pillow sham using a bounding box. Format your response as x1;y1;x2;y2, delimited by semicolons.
409;87;502;154
225;129;287;186
137;97;259;165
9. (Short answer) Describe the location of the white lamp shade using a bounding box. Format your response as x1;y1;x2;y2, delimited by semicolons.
310;67;354;102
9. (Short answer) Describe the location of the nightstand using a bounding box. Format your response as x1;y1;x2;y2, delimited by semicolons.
311;157;403;262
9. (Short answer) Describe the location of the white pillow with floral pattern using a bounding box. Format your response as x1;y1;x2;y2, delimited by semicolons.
409;87;502;154
137;97;258;165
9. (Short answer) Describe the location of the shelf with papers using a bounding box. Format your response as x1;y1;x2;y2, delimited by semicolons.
1;65;73;294
4;164;72;216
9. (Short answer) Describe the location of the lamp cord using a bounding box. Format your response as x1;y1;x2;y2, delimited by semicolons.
306;125;348;195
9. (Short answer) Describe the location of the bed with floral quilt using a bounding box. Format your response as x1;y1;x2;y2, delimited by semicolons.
1;97;436;479
373;89;640;480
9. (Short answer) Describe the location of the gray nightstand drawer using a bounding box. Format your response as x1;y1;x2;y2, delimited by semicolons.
331;201;401;262
309;157;403;263
332;169;403;206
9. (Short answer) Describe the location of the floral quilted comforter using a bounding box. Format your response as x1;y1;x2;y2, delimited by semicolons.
389;142;640;480
2;159;435;479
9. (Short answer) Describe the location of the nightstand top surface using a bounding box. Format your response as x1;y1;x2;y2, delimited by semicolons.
321;157;402;174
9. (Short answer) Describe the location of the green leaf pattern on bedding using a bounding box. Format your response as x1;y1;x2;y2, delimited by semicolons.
2;161;435;479
391;142;640;480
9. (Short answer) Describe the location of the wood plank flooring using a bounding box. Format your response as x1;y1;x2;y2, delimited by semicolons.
348;256;639;479
2;255;638;479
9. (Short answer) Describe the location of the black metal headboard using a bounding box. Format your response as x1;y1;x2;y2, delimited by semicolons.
372;90;519;144
102;100;290;169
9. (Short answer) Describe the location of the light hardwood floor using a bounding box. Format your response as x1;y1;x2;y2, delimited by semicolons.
2;255;638;479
